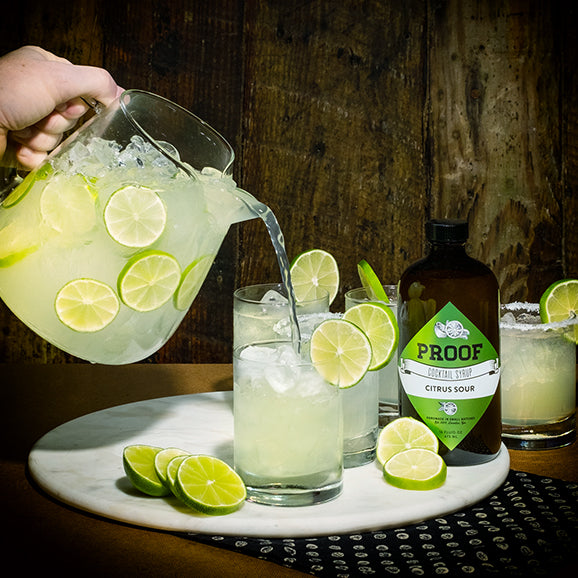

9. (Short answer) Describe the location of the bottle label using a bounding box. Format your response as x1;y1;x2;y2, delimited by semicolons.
398;302;500;450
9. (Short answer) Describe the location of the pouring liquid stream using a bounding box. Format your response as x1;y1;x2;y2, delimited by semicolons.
235;190;302;352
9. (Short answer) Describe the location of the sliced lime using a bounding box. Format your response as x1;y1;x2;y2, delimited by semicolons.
55;278;119;332
118;250;181;312
357;259;389;302
383;448;447;491
539;279;578;343
310;318;372;388
174;255;214;310
40;172;96;235
166;454;191;494
123;444;170;497
290;249;339;305
154;447;190;488
172;455;246;515
104;185;167;248
343;301;398;370
0;222;39;267
376;417;439;466
2;162;53;208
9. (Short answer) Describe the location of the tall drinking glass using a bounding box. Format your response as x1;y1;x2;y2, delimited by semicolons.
233;340;343;506
345;285;399;427
233;283;330;348
500;302;577;449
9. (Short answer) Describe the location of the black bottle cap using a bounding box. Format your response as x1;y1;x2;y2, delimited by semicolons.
426;219;469;242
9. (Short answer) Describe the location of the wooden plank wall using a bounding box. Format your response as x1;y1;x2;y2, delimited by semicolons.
0;0;576;364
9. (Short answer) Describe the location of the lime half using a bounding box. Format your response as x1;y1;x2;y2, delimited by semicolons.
310;318;372;388
343;302;398;370
376;417;439;466
123;445;170;497
290;249;339;305
104;185;167;248
173;455;246;515
118;250;181;312
539;279;578;343
174;255;214;310
55;278;119;332
357;259;389;302
383;448;447;491
154;447;190;488
40;173;96;235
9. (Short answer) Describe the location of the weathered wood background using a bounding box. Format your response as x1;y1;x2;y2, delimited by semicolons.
0;0;576;364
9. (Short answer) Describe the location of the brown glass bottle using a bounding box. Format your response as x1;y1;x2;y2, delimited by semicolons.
398;219;501;465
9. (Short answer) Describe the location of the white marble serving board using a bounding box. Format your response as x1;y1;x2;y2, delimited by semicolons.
28;391;510;538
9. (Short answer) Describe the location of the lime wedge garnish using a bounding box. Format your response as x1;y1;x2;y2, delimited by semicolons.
539;279;578;343
172;455;246;515
376;417;439;466
40;173;96;234
310;318;372;388
123;445;171;497
357;259;389;302
118;250;181;312
343;301;398;370
55;278;119;332
290;249;339;305
174;255;214;310
154;447;190;488
104;185;167;248
383;448;447;491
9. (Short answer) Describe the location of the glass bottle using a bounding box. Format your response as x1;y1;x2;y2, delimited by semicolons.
397;219;501;465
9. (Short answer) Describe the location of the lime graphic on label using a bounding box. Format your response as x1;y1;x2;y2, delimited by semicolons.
398;302;500;451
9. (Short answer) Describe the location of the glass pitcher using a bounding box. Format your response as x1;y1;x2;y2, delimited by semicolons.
0;90;256;364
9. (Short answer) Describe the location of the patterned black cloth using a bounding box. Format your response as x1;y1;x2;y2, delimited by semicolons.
185;470;578;576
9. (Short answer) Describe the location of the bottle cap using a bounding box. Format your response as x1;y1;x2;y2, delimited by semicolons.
426;219;468;243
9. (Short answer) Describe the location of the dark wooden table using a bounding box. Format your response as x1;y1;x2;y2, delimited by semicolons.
2;364;576;575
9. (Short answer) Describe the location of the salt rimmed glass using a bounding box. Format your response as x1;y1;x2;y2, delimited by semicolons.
500;302;577;449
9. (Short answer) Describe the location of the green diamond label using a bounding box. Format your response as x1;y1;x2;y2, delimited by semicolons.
398;302;500;450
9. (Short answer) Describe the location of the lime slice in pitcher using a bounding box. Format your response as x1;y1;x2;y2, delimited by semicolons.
310;318;372;388
174;255;214;310
357;259;389;302
55;278;120;332
104;185;167;248
172;455;246;515
290;249;339;304
118;250;181;312
40;173;96;235
343;302;398;370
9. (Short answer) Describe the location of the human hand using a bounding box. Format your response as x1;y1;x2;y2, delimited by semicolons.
0;46;123;170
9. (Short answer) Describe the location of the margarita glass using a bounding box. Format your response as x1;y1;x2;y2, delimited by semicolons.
500;302;577;449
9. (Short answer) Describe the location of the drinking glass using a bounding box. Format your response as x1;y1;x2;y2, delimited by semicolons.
345;285;399;427
233;283;330;348
233;340;343;506
500;302;577;449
